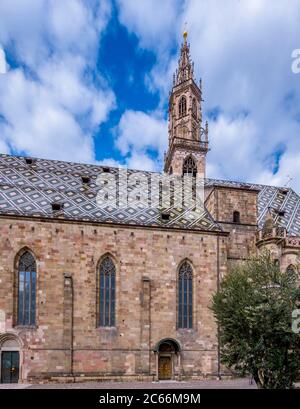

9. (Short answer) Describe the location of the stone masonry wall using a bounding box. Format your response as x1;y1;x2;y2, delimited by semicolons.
0;217;227;381
168;149;206;177
205;187;258;225
205;187;258;267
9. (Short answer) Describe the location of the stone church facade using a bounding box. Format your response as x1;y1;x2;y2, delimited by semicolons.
0;33;300;383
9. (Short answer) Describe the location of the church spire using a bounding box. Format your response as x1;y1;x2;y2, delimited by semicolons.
175;31;194;86
164;31;209;178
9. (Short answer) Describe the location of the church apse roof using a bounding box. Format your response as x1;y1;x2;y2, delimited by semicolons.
0;153;300;236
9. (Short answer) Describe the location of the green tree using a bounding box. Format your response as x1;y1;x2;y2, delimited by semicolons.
212;251;300;389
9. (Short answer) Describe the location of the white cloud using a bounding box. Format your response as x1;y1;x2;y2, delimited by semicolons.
206;114;261;180
117;0;300;191
0;47;7;74
0;137;9;153
0;0;115;163
98;153;158;173
117;0;181;52
116;110;167;155
115;109;167;172
98;157;123;168
126;152;158;172
0;69;97;162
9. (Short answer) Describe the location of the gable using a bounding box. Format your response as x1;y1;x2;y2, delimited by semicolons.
206;178;300;236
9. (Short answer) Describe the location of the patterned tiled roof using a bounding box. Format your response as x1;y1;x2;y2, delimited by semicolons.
0;154;221;232
0;154;299;235
206;178;300;235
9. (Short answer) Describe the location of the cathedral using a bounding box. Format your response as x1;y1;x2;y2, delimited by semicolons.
0;32;300;384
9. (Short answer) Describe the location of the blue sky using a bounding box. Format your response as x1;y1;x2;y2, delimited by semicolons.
96;4;160;165
1;0;300;190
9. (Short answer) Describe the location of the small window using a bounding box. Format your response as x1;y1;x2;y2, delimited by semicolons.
81;175;91;184
233;211;240;223
102;167;110;173
161;212;170;221
52;202;64;212
25;157;35;165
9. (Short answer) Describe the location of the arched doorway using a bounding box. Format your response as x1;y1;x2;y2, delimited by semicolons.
0;334;21;384
154;338;181;381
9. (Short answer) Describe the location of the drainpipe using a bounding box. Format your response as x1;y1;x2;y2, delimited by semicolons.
217;235;221;380
149;281;152;378
215;189;221;380
70;276;74;380
63;273;74;381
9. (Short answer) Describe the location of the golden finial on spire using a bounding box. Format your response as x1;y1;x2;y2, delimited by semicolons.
183;22;188;42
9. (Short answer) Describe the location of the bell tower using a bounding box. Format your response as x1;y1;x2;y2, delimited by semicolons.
164;31;209;178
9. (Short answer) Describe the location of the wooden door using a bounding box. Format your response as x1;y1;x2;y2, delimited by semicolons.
158;356;172;380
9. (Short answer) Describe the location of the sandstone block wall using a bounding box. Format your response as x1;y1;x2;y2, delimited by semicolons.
205;186;258;225
0;217;227;381
205;186;258;267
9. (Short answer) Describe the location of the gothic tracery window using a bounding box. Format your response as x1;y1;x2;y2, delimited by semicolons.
18;251;37;326
183;155;197;177
178;96;187;117
178;125;188;139
192;98;197;119
178;261;193;329
99;256;116;327
192;125;198;140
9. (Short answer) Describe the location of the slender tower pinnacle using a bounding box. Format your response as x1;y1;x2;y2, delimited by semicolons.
164;31;209;178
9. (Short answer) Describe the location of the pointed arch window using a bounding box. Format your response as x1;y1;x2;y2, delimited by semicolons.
192;98;197;119
178;125;188;139
18;251;37;326
192;124;198;140
178;261;193;329
183;155;197;177
178;96;187;117
99;256;116;327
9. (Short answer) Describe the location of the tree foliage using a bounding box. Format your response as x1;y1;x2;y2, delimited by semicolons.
212;251;300;389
